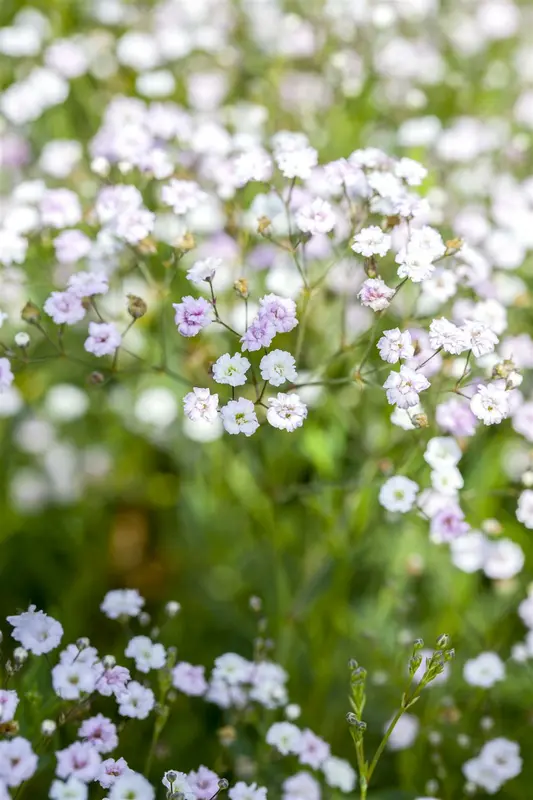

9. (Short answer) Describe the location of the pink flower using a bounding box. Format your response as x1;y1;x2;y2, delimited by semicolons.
54;230;92;264
0;691;18;723
96;665;131;698
44;290;86;325
187;766;220;800
97;757;130;789
430;503;470;543
0;737;38;787
241;315;276;352
173;296;212;337
258;294;298;334
78;714;118;754
171;662;208;696
357;278;395;312
294;729;330;769
84;322;122;357
55;741;101;783
436;398;477;437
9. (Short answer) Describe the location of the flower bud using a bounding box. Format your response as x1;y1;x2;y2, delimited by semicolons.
234;278;249;299
218;779;229;790
346;712;358;726
91;157;110;176
413;413;429;428
14;332;30;348
139;612;151;627
89;371;105;385
413;638;424;651
522;470;533;488
249;596;262;612
218;725;237;746
177;232;195;251
257;216;272;235
506;370;523;390
165;601;181;618
102;654;116;669
13;647;28;664
21;301;41;324
76;637;90;651
41;719;57;736
285;703;301;721
436;633;450;648
127;294;147;319
444;648;455;662
364;256;377;279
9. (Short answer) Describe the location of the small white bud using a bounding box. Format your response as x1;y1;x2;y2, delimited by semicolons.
522;470;533;488
102;654;116;669
76;637;90;650
41;719;57;736
13;647;28;664
14;332;30;348
165;601;181;618
506;370;523;390
91;157;110;177
285;703;301;721
118;161;133;174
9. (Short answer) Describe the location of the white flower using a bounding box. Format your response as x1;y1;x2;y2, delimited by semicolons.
267;393;307;431
517;489;533;529
395;157;427;186
266;722;302;755
322;756;357;792
101;589;144;620
430;465;463;496
383;367;430;409
480;738;522;783
470;384;509;425
7;606;63;655
463;652;505;688
0;359;14;393
0;691;18;723
125;636;166;674
282;772;320;800
424;437;462;470
296;199;336;235
396;251;435;283
162;771;195;799
462;321;499;358
186;258;221;284
377;329;414;364
450;531;488;573
260;350;298;386
483;539;524;580
50;777;88;800
161;179;206;214
117;682;155;719
351;226;391;258
183;388;219;423
213;353;251;387
462;757;503;795
234;149;273;186
0;229;28;265
228;782;267;800
275;147;318;180
109;772;155;800
428;318;468;355
220;398;259;436
84;322;121;357
357;278;395;311
52;662;97;700
379;476;419;513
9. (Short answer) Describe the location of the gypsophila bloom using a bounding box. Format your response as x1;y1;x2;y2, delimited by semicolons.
267;393;307;432
84;322;122;357
54;230;92;264
260;350;298;386
98;758;131;789
377;329;414;364
0;359;14;393
424;437;462;470
172;662;208;696
183;388;219;424
101;589;145;619
56;742;101;783
241;315;276;352
259;294;298;334
44;291;86;325
162;771;195;799
384;367;430;409
40;188;82;228
282;772;321;800
52;661;97;700
296;198;336;235
0;738;38;787
351;226;391;258
463;652;505;688
118;681;155;719
428;318;467;355
379;476;419;513
161;179;205;214
187;766;220;800
462;321;499;358
110;772;155;800
78;715;118;754
517;490;533;528
295;729;330;769
212;353;251;387
7;606;63;654
322;757;357;793
50;777;88;800
67;271;109;298
266;722;302;755
430;503;470;543
186;258;221;284
96;665;131;698
220;398;259;436
0;229;28;265
173;296;212;337
470;384;509;425
125;636;166;673
228;782;268;800
0;691;18;723
357;278;395;311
